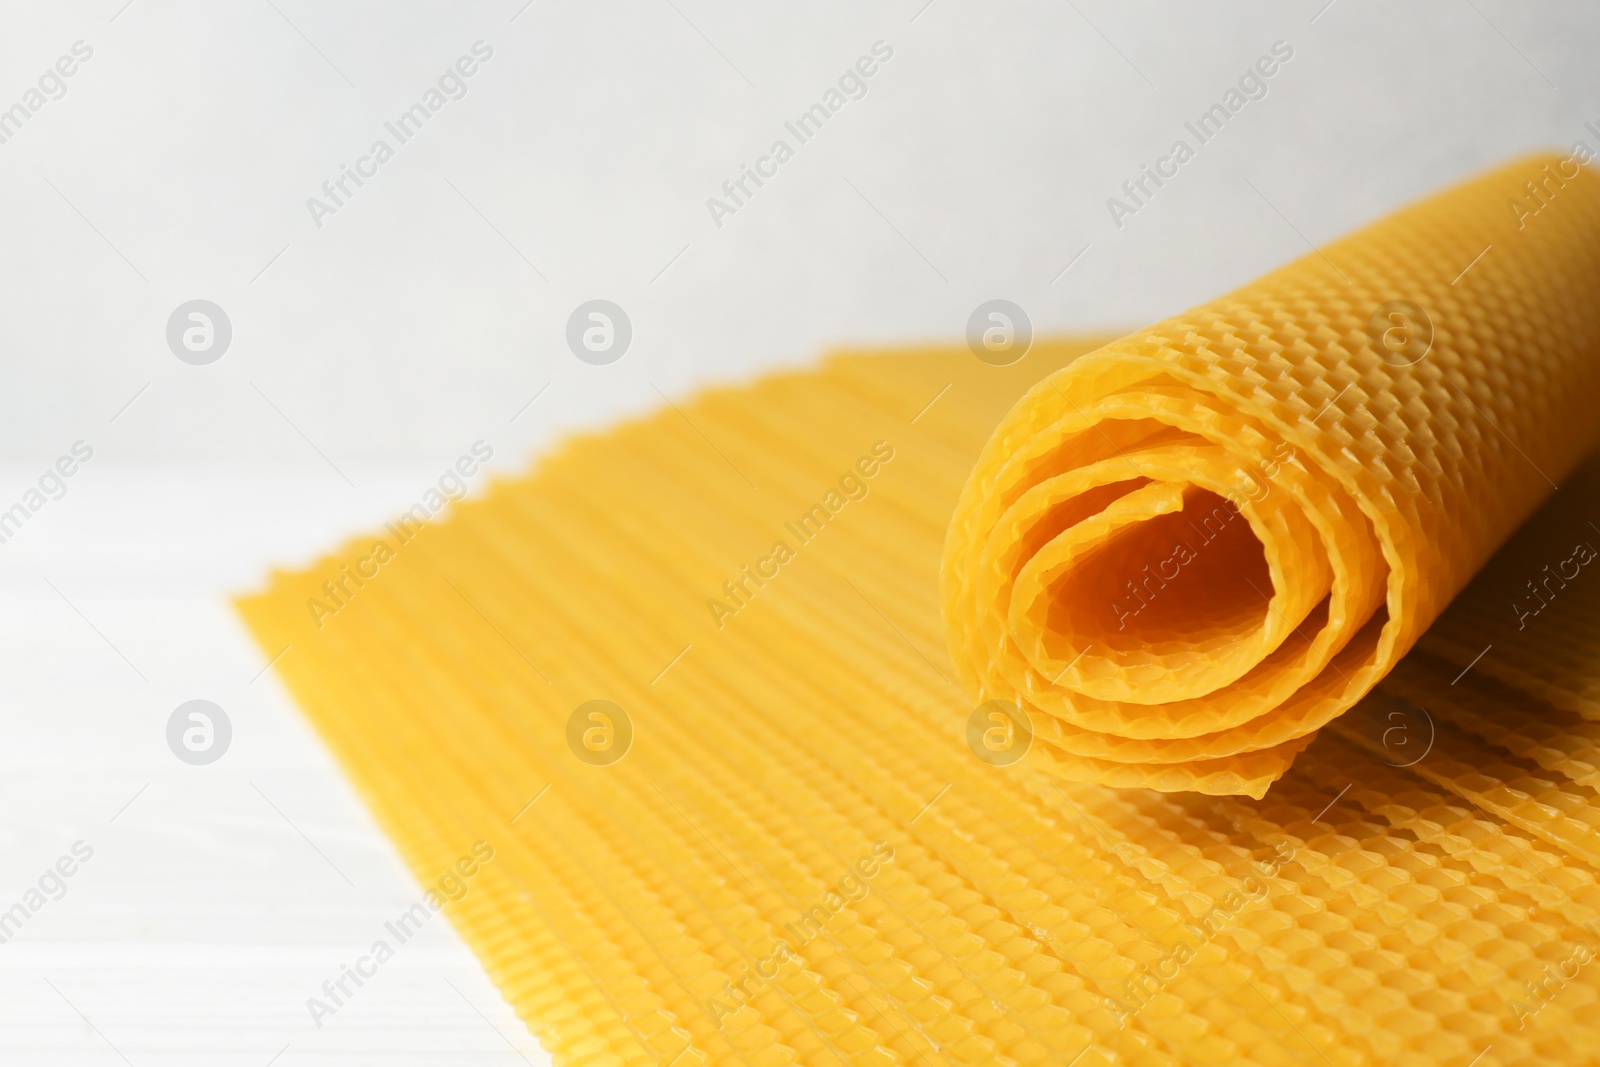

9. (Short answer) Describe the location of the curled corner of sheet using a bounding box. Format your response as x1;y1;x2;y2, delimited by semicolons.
942;152;1600;796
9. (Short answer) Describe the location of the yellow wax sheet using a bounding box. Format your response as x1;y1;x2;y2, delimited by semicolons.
944;153;1600;797
238;155;1600;1066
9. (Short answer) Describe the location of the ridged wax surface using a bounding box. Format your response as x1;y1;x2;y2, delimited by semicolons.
942;153;1600;797
242;348;1600;1066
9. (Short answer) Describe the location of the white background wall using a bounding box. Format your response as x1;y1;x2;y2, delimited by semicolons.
0;2;1595;1064
0;0;1594;472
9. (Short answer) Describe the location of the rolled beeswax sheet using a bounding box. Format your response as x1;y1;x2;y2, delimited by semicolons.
237;158;1600;1067
942;153;1600;798
241;335;1600;1067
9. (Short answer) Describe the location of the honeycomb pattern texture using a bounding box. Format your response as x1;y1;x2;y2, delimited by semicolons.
235;158;1600;1067
942;153;1600;797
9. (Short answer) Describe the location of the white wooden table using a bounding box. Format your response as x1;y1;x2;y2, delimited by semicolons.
1;4;1590;1061
0;465;551;1066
